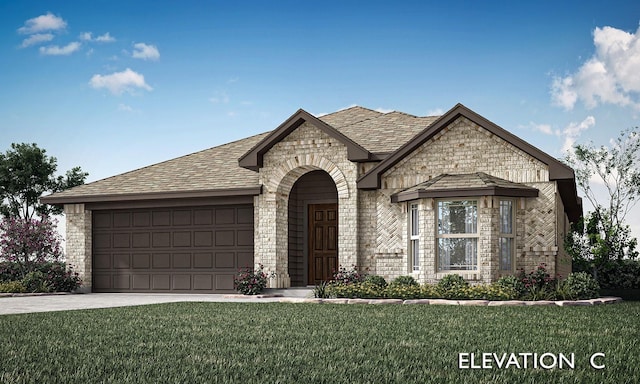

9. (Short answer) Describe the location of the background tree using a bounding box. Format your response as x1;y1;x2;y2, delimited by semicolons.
565;127;640;280
0;143;87;219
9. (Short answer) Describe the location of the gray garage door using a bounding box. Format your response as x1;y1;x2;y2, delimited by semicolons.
92;205;254;293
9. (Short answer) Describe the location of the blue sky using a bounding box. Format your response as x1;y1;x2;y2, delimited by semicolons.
2;1;640;234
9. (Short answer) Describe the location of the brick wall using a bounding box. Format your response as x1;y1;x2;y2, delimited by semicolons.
64;204;92;292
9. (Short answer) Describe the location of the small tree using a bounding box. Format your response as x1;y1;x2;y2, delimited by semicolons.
0;216;63;276
565;127;640;280
0;143;87;219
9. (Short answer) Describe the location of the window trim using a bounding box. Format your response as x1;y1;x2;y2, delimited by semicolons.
499;198;516;272
436;199;479;272
409;203;420;271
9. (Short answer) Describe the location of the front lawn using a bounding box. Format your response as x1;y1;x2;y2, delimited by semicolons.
1;302;639;383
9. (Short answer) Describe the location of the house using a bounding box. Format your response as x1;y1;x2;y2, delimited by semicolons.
41;103;582;293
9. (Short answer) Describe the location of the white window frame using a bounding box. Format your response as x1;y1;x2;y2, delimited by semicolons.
436;199;479;272
499;199;515;271
409;203;420;271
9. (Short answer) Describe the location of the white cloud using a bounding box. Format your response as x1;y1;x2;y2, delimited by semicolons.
39;42;81;56
132;43;160;60
427;108;444;116
81;32;115;43
560;116;596;153
89;68;152;95
118;103;134;112
20;33;54;47
375;107;394;113
209;91;230;104
18;12;67;34
529;122;554;135
95;33;115;42
551;25;640;110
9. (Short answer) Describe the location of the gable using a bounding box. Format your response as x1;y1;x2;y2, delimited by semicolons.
357;103;581;222
238;109;371;171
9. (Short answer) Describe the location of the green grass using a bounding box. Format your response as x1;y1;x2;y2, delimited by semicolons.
1;302;639;383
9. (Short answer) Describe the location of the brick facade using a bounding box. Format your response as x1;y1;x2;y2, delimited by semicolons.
57;106;576;292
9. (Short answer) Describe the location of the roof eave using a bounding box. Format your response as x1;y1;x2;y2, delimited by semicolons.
391;186;539;203
40;186;262;206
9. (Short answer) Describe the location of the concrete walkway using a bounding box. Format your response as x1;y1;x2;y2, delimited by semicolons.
0;293;288;315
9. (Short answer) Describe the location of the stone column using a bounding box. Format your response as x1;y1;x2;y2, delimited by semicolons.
64;204;92;292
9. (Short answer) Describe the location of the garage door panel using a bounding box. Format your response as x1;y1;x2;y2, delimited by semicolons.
215;252;235;269
152;253;171;268
173;253;191;269
194;253;213;268
215;230;234;246
194;231;213;247
133;212;150;227
113;275;130;289
173;210;192;226
152;211;171;226
113;212;131;228
132;233;150;248
93;274;112;289
173;231;191;247
172;275;191;290
194;275;213;290
152;274;170;290
216;274;235;290
114;254;130;269
113;233;131;248
93;205;253;293
132;274;150;290
94;233;111;249
152;232;171;247
237;252;253;269
132;253;150;269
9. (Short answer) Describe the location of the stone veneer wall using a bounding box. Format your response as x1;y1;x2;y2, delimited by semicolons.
255;122;360;287
366;116;563;284
64;204;92;292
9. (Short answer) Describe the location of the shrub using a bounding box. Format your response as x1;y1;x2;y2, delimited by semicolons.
597;260;640;289
42;262;82;292
518;264;558;300
436;274;468;298
496;275;525;298
0;280;25;293
0;261;21;282
0;261;82;292
327;282;383;299
331;265;364;285
383;284;424;300
565;272;600;300
313;281;330;298
22;270;51;293
234;264;267;295
363;274;387;288
389;275;418;287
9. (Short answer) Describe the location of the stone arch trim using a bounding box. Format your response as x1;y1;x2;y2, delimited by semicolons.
270;155;349;199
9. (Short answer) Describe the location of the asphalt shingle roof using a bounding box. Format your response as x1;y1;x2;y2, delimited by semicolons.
43;106;440;202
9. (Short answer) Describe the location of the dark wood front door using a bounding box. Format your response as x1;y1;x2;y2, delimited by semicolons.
308;203;338;284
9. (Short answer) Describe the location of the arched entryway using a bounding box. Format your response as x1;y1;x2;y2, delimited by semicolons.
287;170;338;286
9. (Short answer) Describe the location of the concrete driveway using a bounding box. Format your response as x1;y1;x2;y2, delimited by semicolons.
0;293;288;315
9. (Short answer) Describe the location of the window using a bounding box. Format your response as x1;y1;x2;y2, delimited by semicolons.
437;200;478;271
499;199;514;270
409;203;419;271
